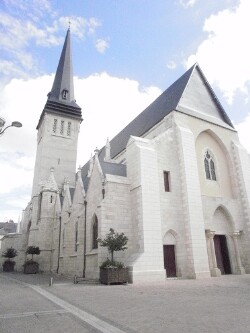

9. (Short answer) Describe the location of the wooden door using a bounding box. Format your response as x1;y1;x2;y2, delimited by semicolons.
214;235;231;275
163;245;177;277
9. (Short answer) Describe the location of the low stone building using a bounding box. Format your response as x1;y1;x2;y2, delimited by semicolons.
2;29;250;283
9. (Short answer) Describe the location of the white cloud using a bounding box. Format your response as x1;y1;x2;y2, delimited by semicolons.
167;61;177;70
186;0;250;104
3;0;52;19
75;73;161;166
0;60;28;77
0;6;104;81
179;0;197;9
95;39;109;54
58;16;102;39
235;113;250;153
0;73;161;221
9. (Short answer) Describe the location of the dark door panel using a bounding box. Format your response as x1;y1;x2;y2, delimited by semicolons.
214;235;231;275
163;245;177;277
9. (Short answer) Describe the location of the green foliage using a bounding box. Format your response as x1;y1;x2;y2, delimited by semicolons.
98;228;128;261
26;246;40;256
26;246;40;260
2;247;18;260
100;258;125;269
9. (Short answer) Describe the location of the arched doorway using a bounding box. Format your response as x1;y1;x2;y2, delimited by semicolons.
163;230;177;278
212;206;233;275
213;235;231;274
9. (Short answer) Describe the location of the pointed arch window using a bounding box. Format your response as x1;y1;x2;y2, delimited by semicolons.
75;221;78;252
204;151;217;181
92;215;98;249
37;192;42;223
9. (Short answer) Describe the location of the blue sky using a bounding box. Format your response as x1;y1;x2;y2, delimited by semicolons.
0;0;250;222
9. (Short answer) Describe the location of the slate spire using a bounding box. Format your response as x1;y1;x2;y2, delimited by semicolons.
37;29;82;129
48;28;75;104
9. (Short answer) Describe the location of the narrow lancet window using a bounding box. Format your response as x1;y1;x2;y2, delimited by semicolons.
210;160;216;181
75;221;78;252
163;171;170;192
53;119;57;133
60;120;64;135
92;216;98;249
67;122;71;136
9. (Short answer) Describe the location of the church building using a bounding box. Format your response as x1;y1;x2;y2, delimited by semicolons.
2;29;250;283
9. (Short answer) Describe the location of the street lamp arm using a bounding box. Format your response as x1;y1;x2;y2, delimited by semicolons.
0;121;22;136
0;124;13;135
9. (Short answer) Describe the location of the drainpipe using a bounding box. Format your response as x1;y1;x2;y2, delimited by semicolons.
83;200;87;278
56;215;62;274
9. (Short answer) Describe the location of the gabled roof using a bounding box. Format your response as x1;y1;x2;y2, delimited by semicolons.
177;64;234;129
81;161;90;192
100;161;127;177
98;63;233;160
82;64;234;187
100;64;195;160
81;158;127;192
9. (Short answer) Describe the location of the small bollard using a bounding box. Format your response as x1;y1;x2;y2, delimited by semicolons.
49;277;53;286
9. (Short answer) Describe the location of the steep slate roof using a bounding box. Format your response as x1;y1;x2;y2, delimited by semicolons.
98;63;233;160
81;161;90;192
100;64;196;160
82;64;234;188
81;159;127;192
100;161;127;177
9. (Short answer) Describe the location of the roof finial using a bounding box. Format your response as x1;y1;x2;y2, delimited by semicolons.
68;17;71;30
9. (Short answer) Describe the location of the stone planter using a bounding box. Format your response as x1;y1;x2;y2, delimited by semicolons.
100;267;129;285
3;261;15;272
24;261;39;274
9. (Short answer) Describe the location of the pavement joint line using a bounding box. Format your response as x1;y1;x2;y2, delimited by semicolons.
1;275;128;333
0;309;68;319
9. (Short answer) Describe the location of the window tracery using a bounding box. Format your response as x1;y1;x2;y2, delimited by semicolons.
204;150;216;181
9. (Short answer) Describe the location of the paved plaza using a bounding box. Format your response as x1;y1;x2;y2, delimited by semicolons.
1;272;250;333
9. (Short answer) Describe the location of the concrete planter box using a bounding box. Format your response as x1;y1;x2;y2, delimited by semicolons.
3;261;15;272
23;261;39;274
100;267;129;285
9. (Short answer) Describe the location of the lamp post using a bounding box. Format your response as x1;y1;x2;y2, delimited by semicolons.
0;117;22;136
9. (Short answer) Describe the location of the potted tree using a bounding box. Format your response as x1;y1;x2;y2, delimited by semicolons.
98;228;129;285
24;246;40;274
2;247;18;272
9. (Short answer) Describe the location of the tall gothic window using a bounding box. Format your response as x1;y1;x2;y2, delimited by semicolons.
37;192;42;223
92;215;98;249
75;221;78;252
204;151;216;181
163;171;170;192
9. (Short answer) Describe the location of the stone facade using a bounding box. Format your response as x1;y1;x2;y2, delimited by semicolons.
2;30;250;283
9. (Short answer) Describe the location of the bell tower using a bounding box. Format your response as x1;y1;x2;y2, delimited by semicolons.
32;28;82;197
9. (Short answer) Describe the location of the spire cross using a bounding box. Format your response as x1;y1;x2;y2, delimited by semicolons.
68;18;71;30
